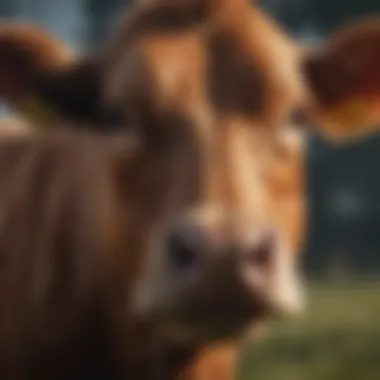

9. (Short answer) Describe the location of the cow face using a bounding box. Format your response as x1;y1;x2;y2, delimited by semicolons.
105;0;306;344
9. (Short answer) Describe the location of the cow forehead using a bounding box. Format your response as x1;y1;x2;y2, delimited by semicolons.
138;34;208;116
117;32;271;132
106;5;305;127
108;31;295;172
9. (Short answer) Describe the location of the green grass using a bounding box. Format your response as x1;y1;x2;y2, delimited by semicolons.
239;280;380;380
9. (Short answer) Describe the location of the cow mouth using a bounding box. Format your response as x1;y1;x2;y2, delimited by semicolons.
132;230;304;344
155;306;269;344
152;282;276;344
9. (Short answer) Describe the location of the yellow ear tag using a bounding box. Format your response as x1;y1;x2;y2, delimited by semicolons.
20;97;58;128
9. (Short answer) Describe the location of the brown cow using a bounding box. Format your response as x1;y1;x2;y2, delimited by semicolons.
0;1;307;379
3;2;379;380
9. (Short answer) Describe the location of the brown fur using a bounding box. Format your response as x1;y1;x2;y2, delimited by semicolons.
0;123;202;379
0;118;306;380
0;117;31;136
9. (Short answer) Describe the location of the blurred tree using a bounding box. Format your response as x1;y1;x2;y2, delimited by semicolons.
0;0;85;51
305;131;380;276
85;0;131;49
0;0;16;17
309;0;380;36
261;0;314;37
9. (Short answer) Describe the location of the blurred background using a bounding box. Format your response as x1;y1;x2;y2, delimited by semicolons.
1;0;380;379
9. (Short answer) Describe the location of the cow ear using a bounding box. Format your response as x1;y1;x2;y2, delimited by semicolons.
302;19;380;140
0;22;73;103
29;57;112;127
0;23;120;129
303;19;380;109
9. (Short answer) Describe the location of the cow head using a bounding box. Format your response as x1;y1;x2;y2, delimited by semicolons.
102;0;307;344
1;0;307;344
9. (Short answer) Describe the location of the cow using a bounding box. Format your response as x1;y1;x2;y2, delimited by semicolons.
1;1;378;379
0;1;307;379
1;1;379;380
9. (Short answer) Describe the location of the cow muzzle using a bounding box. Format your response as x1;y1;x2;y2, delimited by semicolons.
131;218;305;343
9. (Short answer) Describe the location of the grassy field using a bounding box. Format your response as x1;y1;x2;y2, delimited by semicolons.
239;280;380;380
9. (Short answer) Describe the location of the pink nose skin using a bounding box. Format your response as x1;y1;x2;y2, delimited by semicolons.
245;229;277;270
240;229;279;292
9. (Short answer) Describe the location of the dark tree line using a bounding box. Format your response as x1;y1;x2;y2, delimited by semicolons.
2;0;379;45
261;0;380;37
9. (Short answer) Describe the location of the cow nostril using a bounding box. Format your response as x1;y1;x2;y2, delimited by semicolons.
247;229;277;269
166;224;204;272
